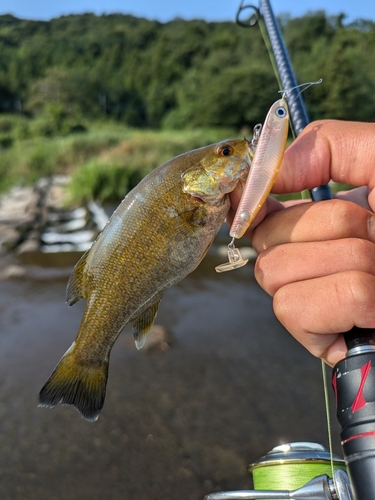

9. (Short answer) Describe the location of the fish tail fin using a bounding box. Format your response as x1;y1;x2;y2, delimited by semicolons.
38;344;108;422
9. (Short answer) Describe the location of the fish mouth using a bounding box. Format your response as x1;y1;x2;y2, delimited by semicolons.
184;192;205;204
187;191;228;207
190;194;205;203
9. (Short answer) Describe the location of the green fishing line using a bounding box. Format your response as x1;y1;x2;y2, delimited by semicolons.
321;360;336;483
251;461;346;491
249;364;347;493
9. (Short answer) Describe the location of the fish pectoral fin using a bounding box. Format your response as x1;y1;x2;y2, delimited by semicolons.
131;296;163;350
38;343;108;422
66;250;90;306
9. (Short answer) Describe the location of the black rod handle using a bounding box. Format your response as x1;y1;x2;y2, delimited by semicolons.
332;347;375;500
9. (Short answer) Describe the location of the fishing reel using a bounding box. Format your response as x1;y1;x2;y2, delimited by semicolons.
204;442;353;500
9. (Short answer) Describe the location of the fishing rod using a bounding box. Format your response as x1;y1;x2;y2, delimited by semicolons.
206;1;375;499
251;3;375;499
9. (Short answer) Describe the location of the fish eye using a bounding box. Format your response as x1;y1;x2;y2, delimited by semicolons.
275;106;287;118
218;145;234;157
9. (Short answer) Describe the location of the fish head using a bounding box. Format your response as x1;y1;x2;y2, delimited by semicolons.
181;139;251;205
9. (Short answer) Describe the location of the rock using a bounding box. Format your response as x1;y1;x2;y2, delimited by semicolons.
0;265;26;279
45;184;68;210
15;211;40;233
41;229;95;245
47;207;87;223
16;238;40;254
0;176;110;255
0;186;36;225
0;226;21;251
143;325;174;354
87;201;109;231
16;230;41;254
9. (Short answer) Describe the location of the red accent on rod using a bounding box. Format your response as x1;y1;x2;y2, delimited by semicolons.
351;361;372;413
342;430;375;445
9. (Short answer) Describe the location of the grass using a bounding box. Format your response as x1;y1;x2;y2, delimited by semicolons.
0;114;355;205
0;116;236;203
68;128;237;203
0;120;131;193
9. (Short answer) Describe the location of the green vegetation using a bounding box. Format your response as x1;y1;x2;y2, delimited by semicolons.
0;11;373;201
67;127;235;203
0;117;129;194
0;118;235;202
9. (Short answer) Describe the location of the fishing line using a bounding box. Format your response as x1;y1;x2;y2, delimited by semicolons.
321;359;337;494
236;3;283;93
250;351;344;494
257;17;283;92
252;462;340;490
249;441;347;493
236;2;342;493
278;79;323;102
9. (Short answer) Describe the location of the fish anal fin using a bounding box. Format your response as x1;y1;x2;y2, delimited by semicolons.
132;296;163;350
66;250;90;306
38;343;108;422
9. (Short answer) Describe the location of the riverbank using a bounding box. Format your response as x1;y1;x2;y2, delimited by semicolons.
0;175;258;270
0;175;107;256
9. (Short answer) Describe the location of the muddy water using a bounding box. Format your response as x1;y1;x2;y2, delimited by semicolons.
0;247;341;500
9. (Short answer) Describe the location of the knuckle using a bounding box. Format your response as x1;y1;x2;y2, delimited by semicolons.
344;270;375;313
254;247;282;296
348;238;375;272
325;199;367;238
251;223;267;252
327;199;352;231
272;286;292;325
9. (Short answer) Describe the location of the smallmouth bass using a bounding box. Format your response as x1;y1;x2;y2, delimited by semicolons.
39;139;252;421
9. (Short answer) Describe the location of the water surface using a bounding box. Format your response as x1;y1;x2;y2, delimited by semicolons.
0;248;341;499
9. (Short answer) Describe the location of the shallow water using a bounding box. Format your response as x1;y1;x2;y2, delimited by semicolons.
0;247;341;499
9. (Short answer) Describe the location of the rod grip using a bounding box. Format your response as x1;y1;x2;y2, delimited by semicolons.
332;349;375;500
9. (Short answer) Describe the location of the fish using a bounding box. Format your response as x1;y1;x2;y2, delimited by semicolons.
38;139;252;421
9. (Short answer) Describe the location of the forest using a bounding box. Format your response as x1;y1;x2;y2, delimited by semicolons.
0;11;374;200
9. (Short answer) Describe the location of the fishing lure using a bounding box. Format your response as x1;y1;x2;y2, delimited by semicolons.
216;80;322;273
215;96;289;273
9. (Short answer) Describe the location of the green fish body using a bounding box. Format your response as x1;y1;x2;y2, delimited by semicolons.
39;139;251;421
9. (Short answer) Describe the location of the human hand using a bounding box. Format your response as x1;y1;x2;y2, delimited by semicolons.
229;120;375;366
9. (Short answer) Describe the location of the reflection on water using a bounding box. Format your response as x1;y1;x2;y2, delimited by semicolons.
0;247;341;500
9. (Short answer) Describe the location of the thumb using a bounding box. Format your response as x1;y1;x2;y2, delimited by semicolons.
273;120;375;195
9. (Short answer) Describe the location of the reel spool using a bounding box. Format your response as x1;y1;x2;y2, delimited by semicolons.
204;442;353;500
249;441;346;490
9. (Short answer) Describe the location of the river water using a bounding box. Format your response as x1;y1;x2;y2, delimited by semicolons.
0;245;342;499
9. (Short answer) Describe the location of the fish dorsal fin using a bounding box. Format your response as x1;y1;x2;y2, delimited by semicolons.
66;250;90;306
131;296;163;350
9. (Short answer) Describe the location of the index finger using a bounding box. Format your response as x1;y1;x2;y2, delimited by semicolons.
273;120;375;194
